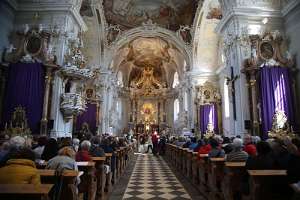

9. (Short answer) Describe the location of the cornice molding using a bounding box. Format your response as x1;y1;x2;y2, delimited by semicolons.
16;2;87;31
216;7;282;34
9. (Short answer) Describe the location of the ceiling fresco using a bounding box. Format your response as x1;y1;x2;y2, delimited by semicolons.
103;0;199;31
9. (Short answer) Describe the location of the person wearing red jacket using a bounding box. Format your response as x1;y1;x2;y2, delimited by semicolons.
76;140;92;161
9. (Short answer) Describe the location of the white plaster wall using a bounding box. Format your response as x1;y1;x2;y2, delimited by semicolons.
0;2;15;61
284;2;300;113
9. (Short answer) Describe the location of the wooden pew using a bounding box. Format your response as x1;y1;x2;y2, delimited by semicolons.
104;153;113;193
114;150;120;181
208;157;225;200
38;169;79;200
192;152;199;185
182;148;188;175
248;170;288;200
198;154;210;197
221;162;246;200
92;156;106;200
186;149;193;179
77;161;96;200
0;184;53;200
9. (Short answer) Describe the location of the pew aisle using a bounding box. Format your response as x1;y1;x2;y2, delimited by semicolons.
121;154;192;200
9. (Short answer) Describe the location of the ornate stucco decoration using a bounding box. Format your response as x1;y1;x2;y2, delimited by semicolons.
195;81;221;105
177;25;192;45
106;24;122;46
61;36;94;79
60;93;86;121
3;25;59;65
245;31;293;68
130;67;167;97
60;36;94;121
206;7;222;20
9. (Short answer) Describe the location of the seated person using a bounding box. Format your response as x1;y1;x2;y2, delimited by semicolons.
208;138;225;158
222;137;233;154
193;139;204;152
76;140;92;161
287;138;300;184
100;138;114;153
72;138;80;152
226;138;248;162
175;137;186;147
33;136;47;159
246;141;275;170
41;138;58;161
188;137;198;150
182;138;191;148
243;134;257;157
46;146;78;172
90;137;105;157
198;138;212;155
0;147;40;185
270;138;291;169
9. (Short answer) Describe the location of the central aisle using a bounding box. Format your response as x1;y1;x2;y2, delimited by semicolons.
122;154;191;200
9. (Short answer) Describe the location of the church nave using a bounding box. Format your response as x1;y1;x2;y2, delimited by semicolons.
110;153;203;200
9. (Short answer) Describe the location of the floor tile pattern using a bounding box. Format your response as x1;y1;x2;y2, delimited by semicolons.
122;154;192;200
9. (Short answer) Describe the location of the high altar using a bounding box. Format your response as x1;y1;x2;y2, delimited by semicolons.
128;67;169;133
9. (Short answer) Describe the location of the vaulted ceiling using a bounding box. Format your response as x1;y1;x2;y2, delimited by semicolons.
103;0;199;31
113;37;185;88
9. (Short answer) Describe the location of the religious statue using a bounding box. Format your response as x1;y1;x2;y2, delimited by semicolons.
78;122;92;140
204;123;215;139
268;110;296;139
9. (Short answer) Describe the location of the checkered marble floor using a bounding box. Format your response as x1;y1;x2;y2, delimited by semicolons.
122;154;192;200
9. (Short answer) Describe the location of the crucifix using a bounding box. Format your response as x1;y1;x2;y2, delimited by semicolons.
226;66;239;120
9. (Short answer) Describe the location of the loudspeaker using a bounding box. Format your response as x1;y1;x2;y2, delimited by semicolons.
48;120;54;130
244;120;251;130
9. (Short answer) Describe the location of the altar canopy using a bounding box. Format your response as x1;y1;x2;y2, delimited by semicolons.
260;66;296;139
76;103;97;134
199;103;218;135
2;62;45;134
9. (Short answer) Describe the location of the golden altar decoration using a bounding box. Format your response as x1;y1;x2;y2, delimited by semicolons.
1;106;31;137
268;110;297;139
130;67;166;96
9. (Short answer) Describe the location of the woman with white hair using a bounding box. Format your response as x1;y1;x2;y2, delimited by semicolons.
226;138;248;162
72;138;80;152
75;140;92;161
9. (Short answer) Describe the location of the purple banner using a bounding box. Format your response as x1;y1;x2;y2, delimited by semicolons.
260;66;296;139
76;103;97;134
200;103;219;135
1;62;45;134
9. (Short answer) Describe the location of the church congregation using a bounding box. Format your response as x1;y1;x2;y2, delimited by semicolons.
0;0;300;200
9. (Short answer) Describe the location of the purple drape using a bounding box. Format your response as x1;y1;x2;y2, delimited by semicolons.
1;62;45;134
200;104;219;135
260;66;295;140
76;103;97;134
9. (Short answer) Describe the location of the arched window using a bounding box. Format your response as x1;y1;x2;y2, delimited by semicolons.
116;100;122;119
172;72;179;88
224;80;230;118
174;99;179;121
184;91;188;111
117;71;123;87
